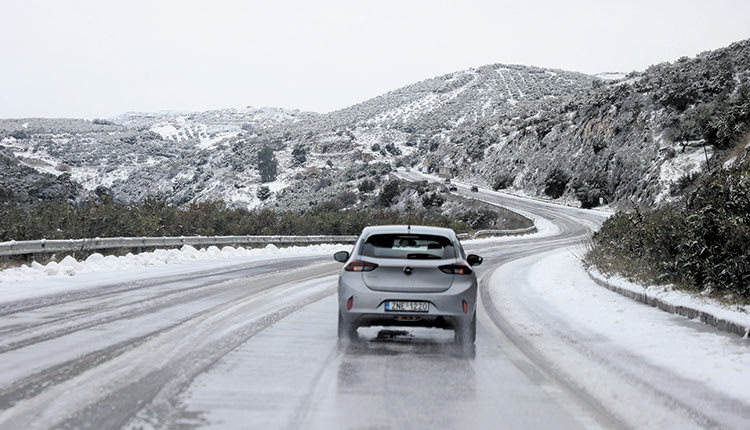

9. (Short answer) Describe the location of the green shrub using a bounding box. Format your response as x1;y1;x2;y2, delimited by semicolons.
336;190;358;206
492;173;514;190
10;130;29;139
421;192;445;208
358;179;376;193
291;144;307;166
573;176;607;208
588;160;750;301
378;180;401;207
0;196;477;242
257;186;271;201
459;209;500;229
544;168;570;199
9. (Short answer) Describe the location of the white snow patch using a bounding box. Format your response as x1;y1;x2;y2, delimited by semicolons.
198;130;239;149
588;268;750;333
511;249;750;404
655;143;711;203
594;72;627;81
724;156;738;168
150;124;180;140
0;243;346;303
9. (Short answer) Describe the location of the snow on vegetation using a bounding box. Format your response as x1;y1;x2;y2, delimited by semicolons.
150;123;180;140
654;143;711;203
593;72;627;81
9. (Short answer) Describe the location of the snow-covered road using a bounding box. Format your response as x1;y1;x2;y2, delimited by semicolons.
0;182;748;429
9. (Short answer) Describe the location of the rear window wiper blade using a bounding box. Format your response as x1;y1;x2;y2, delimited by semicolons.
406;253;441;259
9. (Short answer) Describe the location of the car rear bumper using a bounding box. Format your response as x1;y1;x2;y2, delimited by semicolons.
352;313;458;330
338;274;477;331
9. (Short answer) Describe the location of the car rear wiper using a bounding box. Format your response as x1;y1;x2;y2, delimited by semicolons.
406;253;441;259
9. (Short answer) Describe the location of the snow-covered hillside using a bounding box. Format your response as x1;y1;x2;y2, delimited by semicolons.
0;107;316;207
2;38;749;209
0;64;597;208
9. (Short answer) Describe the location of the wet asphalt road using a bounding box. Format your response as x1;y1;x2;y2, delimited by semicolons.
1;181;744;429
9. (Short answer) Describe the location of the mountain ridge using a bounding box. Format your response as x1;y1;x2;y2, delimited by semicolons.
2;39;749;211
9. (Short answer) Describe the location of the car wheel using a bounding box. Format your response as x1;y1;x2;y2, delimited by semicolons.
455;311;476;345
338;310;357;340
469;311;476;342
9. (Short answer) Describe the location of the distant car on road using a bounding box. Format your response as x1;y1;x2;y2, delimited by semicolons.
444;178;451;184
334;225;482;345
449;185;458;191
471;185;479;192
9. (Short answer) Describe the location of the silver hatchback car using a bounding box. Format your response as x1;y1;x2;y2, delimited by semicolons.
334;225;482;344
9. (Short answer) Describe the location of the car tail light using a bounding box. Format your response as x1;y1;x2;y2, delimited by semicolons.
344;260;378;272
462;300;468;314
347;296;353;310
439;263;473;275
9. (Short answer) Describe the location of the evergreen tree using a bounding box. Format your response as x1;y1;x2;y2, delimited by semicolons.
358;179;376;193
257;145;278;183
544;168;570;199
378;180;401;207
291;144;307;166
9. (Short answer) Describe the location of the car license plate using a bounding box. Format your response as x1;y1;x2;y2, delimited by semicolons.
385;301;429;312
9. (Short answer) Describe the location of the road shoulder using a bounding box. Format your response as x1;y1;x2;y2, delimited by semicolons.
485;247;750;428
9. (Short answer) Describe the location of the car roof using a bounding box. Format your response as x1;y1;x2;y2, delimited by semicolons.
360;225;457;238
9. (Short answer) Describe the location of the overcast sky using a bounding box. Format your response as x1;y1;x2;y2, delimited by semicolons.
2;0;749;119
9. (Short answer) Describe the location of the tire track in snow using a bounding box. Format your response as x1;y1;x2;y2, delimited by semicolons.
0;257;325;353
0;264;338;429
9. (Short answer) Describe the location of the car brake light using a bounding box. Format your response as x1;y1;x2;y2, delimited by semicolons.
462;300;468;314
347;296;353;310
439;263;473;275
344;260;379;272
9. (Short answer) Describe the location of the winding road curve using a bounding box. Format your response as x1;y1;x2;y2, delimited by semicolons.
0;177;746;429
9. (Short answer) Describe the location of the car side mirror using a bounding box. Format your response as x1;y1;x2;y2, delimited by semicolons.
334;251;350;263
467;254;483;266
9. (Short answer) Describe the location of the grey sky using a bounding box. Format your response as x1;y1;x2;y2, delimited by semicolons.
2;0;749;118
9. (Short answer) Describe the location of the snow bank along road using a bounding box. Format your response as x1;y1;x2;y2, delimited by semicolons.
1;183;749;429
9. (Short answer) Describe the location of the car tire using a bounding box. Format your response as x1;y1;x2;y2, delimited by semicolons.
469;311;476;342
455;311;476;345
338;310;357;340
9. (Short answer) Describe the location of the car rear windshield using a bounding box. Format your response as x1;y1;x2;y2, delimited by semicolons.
360;234;456;259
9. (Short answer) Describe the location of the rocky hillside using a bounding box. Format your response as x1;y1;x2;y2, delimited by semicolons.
0;146;80;204
474;38;750;207
2;39;749;210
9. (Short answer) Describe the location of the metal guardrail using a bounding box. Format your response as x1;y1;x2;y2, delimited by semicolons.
0;235;358;257
0;226;537;259
457;227;536;240
471;227;537;237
